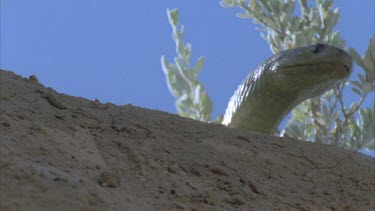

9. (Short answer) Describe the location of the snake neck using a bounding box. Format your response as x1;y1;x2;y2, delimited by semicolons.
223;73;299;134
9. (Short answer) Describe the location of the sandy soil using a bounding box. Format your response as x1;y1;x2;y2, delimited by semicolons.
0;69;374;210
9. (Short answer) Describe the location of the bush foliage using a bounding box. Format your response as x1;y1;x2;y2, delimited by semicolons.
161;0;374;151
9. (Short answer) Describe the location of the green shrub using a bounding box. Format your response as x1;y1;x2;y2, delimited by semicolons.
162;0;374;151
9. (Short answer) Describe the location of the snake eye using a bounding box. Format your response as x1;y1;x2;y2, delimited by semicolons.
312;44;325;54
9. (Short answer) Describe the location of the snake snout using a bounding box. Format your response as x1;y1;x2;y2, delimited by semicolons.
344;64;350;74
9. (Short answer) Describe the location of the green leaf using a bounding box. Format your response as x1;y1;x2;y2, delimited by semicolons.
292;107;307;123
363;35;375;69
193;85;202;105
192;57;205;77
322;103;329;118
348;48;366;69
161;55;170;75
213;114;224;124
351;87;362;96
357;73;366;84
200;92;213;121
167;8;179;27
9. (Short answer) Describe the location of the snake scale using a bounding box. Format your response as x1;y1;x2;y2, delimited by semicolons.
222;44;353;134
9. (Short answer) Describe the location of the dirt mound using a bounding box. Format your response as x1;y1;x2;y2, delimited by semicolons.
0;70;374;210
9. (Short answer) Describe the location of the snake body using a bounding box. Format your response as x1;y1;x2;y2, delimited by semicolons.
222;44;353;134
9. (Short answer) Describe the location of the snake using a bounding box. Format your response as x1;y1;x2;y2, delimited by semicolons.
222;44;353;134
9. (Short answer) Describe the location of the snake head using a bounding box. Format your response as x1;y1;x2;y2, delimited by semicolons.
271;43;353;99
223;44;353;133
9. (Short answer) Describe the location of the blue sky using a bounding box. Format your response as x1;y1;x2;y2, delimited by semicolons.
1;1;374;156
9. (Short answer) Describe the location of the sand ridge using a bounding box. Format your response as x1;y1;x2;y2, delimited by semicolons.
0;70;374;210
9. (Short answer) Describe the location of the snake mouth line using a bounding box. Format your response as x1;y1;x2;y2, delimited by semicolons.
281;63;351;74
